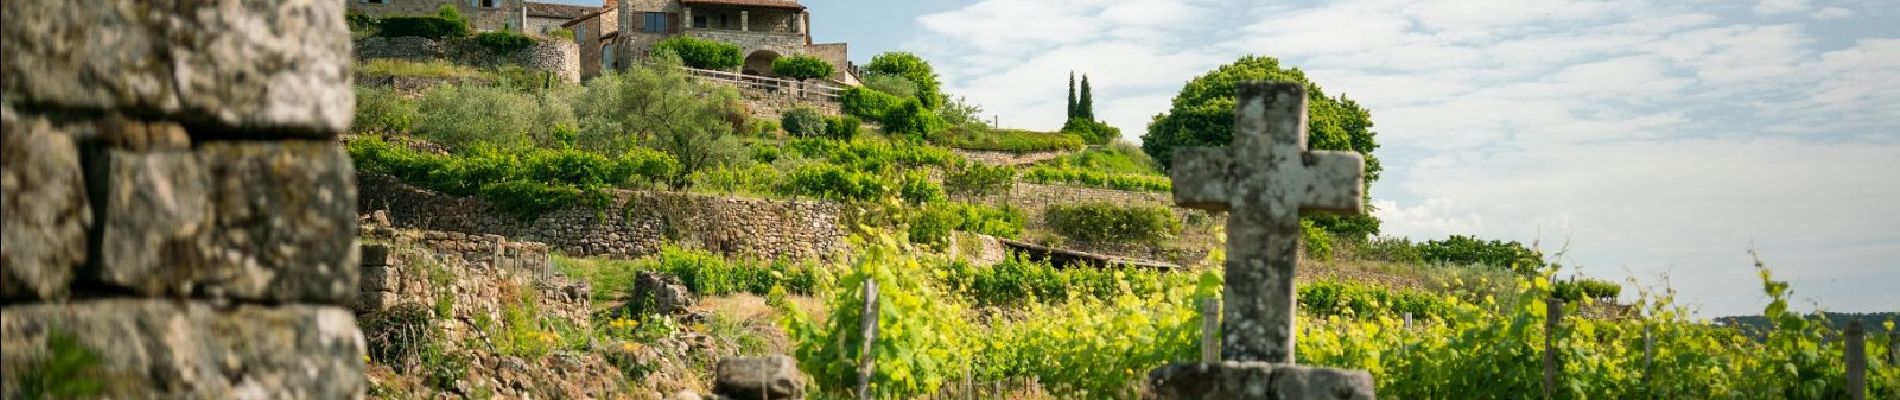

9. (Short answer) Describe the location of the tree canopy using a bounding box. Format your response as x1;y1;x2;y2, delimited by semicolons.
1140;55;1383;239
771;55;834;81
865;52;944;109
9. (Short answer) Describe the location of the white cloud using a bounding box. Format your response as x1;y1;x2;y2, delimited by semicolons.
1809;7;1856;19
1753;0;1813;15
907;0;1900;316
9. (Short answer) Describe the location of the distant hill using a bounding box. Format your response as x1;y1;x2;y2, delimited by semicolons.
1713;312;1898;335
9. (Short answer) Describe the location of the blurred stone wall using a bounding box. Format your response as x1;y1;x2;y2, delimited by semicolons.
0;0;365;397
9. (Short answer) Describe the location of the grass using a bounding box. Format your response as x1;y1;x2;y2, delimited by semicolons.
357;59;483;79
1043;141;1162;176
935;127;1086;153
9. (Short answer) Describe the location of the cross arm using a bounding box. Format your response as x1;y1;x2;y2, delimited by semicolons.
1171;146;1231;211
1300;150;1365;214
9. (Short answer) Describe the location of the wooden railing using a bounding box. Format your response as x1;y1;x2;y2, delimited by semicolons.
679;66;845;100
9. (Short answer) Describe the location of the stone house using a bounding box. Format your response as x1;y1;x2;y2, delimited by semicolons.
349;0;597;37
560;0;858;84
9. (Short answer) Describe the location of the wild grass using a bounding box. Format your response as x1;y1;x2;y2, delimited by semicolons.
357;59;483;79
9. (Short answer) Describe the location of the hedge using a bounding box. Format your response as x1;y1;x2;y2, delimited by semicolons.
840;87;905;121
652;36;742;70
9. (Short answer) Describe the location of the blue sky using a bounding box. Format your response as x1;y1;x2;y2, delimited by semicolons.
552;0;1898;317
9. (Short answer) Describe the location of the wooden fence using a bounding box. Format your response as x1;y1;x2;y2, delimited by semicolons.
679;66;845;101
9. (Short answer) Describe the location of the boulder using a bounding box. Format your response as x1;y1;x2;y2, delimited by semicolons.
714;355;805;400
631;271;695;315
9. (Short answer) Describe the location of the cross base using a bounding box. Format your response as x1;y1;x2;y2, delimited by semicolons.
1146;362;1376;400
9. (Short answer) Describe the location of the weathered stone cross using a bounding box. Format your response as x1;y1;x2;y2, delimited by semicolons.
1171;81;1366;363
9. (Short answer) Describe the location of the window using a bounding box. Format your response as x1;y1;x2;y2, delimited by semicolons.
471;0;498;8
693;15;707;28
359;0;385;4
574;25;585;43
602;44;614;70
643;12;667;33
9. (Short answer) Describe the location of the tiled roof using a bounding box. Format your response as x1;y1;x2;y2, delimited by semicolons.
680;0;805;10
526;1;598;19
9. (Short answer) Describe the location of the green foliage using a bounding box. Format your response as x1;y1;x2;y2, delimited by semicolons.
352;86;417;134
361;303;436;365
1300;279;1450;320
376;5;470;39
1067;72;1078;120
1417;235;1546;274
861;73;918;99
938;95;988;129
1302;219;1336;260
15;331;104;399
1045;141;1160;175
934;126;1086;153
783;137;961;171
779;164;943;204
547;28;574;40
823;115;862;140
780;107;826;137
780;235;972;398
1141;55;1383;239
1045;202;1182;245
1021;165;1172;192
771;55;834;81
347;11;380;36
1077;74;1095;120
348;137;674;219
1060;117;1121;145
689;162;782;196
865;52;944;108
473;30;537;53
1353;236;1425;263
573;53;747;186
413;84;572;151
881;100;945;137
840;86;906;121
908;202;1027;248
652;36;743;70
1553;278;1622;302
942;162;1016;197
496;284;559;358
356;59;482;79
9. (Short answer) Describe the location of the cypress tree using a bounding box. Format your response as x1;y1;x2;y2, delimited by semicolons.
1079;74;1094;120
1067;71;1078;120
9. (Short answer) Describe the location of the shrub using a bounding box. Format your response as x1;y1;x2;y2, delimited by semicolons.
1298;280;1450;319
777;163;944;205
651;36;742;70
1020;165;1172;192
353;86;417;134
935;127;1085;153
783;138;961;171
860;73;917;99
1044;202;1181;244
840;86;904;121
881;99;944;137
1417;235;1546;273
1302;220;1336;260
942;162;1015;197
771;55;834;81
547;28;575;40
357;59;482;79
1553;278;1622;302
780;235;972;398
823;115;861;140
864;52;944;108
413;84;548;151
780;107;826;137
377;6;470;39
1047;141;1160;175
1060;117;1121;145
574;53;747;185
474;30;537;53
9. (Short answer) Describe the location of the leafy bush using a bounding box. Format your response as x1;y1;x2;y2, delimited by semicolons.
783;138;961;171
864;52;945;108
376;6;470;39
414;84;569;151
935;127;1086;153
1060;117;1121;145
353;86;417;134
780;107;826;137
690;162;782;196
347;11;380;36
474;30;537;53
777;163;944;205
574;53;747;185
840;86;905;121
651;36;742;70
942;161;1015;197
1021;165;1172;192
1044;202;1181;244
780;235;972;398
547;28;574;40
823;115;861;140
348;137;674;218
1553;278;1622;301
557;246;822;301
881;99;945;137
1302;219;1336;260
1046;141;1160;175
860;73;917;99
908;201;1024;248
771;55;834;81
1417;235;1546;273
1299;279;1449;319
357;59;482;79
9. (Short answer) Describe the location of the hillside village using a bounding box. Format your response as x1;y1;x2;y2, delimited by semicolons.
2;1;1895;399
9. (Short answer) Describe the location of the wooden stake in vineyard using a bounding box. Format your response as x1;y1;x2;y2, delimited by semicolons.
1846;320;1865;400
857;279;879;400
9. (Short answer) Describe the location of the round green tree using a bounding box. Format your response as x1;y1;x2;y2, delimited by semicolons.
771;55;834;81
865;52;944;109
1141;55;1383;239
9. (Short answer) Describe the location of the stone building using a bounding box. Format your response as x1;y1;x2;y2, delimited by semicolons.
350;0;598;37
562;0;858;83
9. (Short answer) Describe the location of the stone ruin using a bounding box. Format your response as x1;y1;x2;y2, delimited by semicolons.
1;0;366;398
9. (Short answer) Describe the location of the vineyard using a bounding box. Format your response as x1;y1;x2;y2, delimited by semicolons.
742;234;1900;399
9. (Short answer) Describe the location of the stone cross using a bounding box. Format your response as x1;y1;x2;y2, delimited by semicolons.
1171;81;1366;363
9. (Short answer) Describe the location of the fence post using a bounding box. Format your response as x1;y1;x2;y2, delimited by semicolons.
858;279;879;400
1642;325;1654;384
1890;328;1899;365
1847;320;1866;400
1402;312;1413;356
1201;297;1219;363
1544;297;1562;400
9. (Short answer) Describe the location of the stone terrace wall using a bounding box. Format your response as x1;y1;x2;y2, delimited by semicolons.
358;173;848;260
1;0;364;398
960;182;1222;265
356;36;582;83
355;222;591;352
953;149;1072;167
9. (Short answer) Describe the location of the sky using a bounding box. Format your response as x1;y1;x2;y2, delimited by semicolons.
550;0;1899;318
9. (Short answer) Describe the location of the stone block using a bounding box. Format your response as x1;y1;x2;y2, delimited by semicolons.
714;355;805;400
0;0;353;133
0;300;366;399
94;142;358;304
0;107;90;299
361;244;393;266
1145;362;1375;400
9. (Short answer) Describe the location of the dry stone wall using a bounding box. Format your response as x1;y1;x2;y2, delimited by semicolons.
358;173;849;261
355;221;591;352
1;0;365;398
